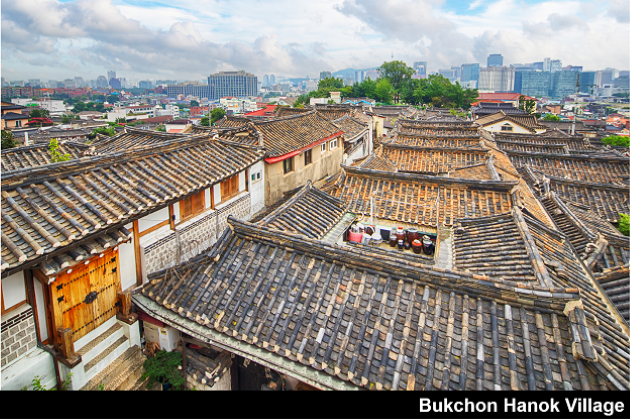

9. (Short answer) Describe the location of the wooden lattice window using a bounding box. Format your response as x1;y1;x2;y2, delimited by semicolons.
220;174;239;202
180;190;205;221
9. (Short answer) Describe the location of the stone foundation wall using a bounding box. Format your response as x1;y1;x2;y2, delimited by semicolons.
1;304;36;369
144;193;251;274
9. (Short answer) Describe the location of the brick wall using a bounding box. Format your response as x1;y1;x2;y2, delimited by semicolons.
144;193;252;274
1;304;36;368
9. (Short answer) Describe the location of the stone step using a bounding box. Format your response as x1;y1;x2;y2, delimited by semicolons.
81;344;136;390
75;323;124;366
83;336;129;380
107;347;146;390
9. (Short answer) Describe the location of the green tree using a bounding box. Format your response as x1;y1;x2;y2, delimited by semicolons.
518;96;537;114
601;135;630;147
155;125;166;132
106;95;119;104
61;115;71;124
378;60;414;101
618;213;629;236
210;108;226;124
200;116;209;126
72;102;86;113
1;130;18;149
374;79;394;103
190;100;200;107
48;139;71;162
29;109;50;119
541;114;562;121
91;127;116;138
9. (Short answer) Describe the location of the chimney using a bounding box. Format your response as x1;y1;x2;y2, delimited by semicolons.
24;131;29;146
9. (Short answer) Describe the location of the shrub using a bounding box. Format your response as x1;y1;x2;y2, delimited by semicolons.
141;350;185;390
601;135;630;148
618;213;629;236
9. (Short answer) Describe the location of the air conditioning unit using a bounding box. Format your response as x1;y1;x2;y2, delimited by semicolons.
143;322;181;352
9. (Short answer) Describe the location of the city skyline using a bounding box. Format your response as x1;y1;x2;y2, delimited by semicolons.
2;0;628;81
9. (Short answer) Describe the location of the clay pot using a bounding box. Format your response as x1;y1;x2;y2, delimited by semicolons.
412;239;423;254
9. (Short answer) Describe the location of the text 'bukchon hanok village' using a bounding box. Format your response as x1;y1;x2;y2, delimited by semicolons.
1;102;629;392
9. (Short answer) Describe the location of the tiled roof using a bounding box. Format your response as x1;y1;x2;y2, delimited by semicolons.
256;181;347;239
329;165;516;226
214;115;251;128
1;142;89;173
453;212;549;285
137;216;630;390
28;128;93;143
1;137;265;275
507;152;629;185
397;120;480;137
474;112;547;132
353;152;398;172
493;132;591;151
380;145;488;174
1;112;29;120
332;115;368;140
386;134;485;149
85;128;188;155
275;107;307;117
254;110;343;158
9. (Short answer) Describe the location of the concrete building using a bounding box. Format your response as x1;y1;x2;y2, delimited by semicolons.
478;66;515;92
487;54;503;67
461;63;480;83
413;61;427;77
319;71;332;80
514;71;551;98
208;71;258;99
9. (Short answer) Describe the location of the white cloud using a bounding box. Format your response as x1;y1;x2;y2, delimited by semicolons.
0;0;628;81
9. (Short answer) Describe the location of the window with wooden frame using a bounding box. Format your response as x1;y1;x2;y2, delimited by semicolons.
1;274;27;315
500;124;513;131
179;189;206;221
321;142;327;153
283;157;294;174
220;174;239;202
304;149;312;166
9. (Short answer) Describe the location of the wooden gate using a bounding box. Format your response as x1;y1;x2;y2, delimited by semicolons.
49;248;121;342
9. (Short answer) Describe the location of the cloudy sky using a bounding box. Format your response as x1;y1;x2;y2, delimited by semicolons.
2;0;628;82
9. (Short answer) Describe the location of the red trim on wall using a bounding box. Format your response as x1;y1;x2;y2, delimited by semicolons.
264;131;344;164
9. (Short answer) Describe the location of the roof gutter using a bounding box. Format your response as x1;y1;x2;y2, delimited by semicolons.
264;131;343;164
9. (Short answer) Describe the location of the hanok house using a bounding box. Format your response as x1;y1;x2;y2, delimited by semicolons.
214;110;346;206
1;112;30;130
474;111;548;134
132;181;630;390
0;128;265;390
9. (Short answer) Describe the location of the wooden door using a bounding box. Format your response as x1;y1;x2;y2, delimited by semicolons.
49;248;121;342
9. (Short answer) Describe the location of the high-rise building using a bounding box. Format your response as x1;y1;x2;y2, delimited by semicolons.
96;76;109;88
138;80;154;90
461;63;480;83
487;54;503;67
109;78;122;89
532;62;544;71
413;61;427;77
550;71;579;99
563;65;583;72
438;68;457;82
550;59;562;73
207;70;258;99
478;66;515;91
343;77;354;86
74;77;86;88
107;70;116;81
601;68;616;85
269;74;276;86
543;58;551;72
355;70;366;84
579;72;598;93
514;71;551;97
365;70;380;80
262;74;269;87
319;71;331;80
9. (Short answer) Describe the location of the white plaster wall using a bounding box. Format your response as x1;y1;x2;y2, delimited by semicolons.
138;207;169;232
214;185;221;206
484;122;532;134
239;171;246;192
119;224;137;292
2;271;25;309
249;161;265;215
33;280;48;342
173;202;180;222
